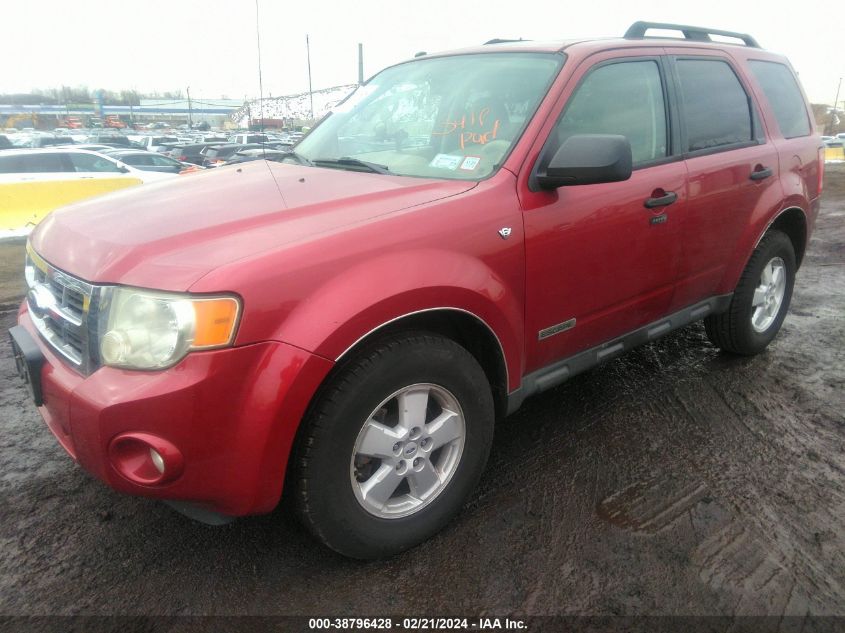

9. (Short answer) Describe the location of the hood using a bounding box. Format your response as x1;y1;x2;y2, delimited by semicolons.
30;160;475;291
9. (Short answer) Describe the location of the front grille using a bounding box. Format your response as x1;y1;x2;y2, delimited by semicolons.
25;246;98;375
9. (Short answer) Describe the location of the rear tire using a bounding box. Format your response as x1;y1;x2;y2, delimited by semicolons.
704;230;796;355
293;332;494;559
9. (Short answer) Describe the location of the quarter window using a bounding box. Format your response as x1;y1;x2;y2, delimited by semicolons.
676;59;752;152
748;61;810;139
551;60;668;165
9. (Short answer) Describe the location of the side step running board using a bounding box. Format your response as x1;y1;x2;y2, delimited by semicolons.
506;294;733;415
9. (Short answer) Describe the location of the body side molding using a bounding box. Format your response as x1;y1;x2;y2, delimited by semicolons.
506;294;733;414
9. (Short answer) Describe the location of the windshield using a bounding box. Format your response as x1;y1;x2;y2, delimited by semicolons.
295;52;562;180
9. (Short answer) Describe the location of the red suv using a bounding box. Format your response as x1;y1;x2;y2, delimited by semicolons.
10;23;822;559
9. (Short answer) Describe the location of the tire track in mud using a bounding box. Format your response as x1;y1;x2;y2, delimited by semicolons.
588;362;845;616
596;477;708;534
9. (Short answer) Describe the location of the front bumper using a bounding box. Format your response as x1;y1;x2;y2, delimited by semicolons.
14;305;333;516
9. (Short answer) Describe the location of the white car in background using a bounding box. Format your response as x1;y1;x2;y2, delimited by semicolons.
0;148;175;238
133;136;180;152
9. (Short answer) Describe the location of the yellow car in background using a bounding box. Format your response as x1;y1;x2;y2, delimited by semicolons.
0;149;176;238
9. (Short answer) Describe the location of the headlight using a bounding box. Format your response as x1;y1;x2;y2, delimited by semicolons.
98;287;240;370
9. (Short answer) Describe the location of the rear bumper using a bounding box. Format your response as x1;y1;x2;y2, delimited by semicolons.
15;305;333;516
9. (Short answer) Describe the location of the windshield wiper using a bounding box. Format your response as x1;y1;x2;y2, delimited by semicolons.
312;157;391;174
277;150;313;166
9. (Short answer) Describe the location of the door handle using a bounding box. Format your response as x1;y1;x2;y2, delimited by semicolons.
644;190;677;209
750;166;773;181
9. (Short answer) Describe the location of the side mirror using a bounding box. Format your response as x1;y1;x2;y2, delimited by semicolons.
537;134;632;189
117;164;130;173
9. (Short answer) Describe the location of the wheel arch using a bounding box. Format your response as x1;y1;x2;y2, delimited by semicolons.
719;204;808;294
334;307;511;421
766;206;807;268
268;248;524;395
280;306;514;522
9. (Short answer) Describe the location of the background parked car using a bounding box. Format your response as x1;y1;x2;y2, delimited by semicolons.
227;133;269;144
14;135;76;148
222;148;290;165
102;149;199;174
83;134;138;148
0;148;174;235
164;143;226;165
138;136;180;152
200;143;263;167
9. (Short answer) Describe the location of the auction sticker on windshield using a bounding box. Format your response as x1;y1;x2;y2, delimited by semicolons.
429;154;463;170
459;156;481;171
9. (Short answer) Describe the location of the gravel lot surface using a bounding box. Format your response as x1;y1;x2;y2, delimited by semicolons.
0;168;843;620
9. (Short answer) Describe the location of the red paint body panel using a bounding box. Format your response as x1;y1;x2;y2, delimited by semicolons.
18;304;333;515
194;170;525;390
672;144;784;308
17;37;822;517
30;161;475;291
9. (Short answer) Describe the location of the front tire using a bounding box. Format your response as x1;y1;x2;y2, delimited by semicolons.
704;230;796;355
293;332;494;559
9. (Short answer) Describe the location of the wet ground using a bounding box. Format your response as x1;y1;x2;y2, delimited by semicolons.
0;168;843;620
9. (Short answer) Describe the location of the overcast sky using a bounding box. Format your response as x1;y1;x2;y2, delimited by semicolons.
2;0;841;105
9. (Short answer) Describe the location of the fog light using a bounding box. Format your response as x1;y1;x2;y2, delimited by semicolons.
149;448;165;474
109;433;183;485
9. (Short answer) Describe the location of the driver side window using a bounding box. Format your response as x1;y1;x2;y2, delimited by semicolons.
552;60;668;165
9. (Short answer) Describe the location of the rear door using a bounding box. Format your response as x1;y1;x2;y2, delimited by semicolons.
745;59;821;203
666;52;783;309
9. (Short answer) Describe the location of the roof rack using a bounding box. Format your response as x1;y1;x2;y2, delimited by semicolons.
624;21;760;48
483;38;526;45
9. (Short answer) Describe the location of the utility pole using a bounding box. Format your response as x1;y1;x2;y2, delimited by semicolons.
830;78;842;135
358;43;364;85
187;86;193;129
306;34;314;121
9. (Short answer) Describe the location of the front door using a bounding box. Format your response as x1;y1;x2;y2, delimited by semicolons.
521;55;686;371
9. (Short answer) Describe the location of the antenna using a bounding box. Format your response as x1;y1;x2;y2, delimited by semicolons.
254;0;265;136
306;35;314;120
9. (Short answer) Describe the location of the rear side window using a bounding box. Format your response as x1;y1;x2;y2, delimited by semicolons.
68;153;123;172
553;60;668;165
150;154;179;166
0;155;24;172
748;61;810;138
6;153;70;173
676;59;752;152
121;154;153;166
